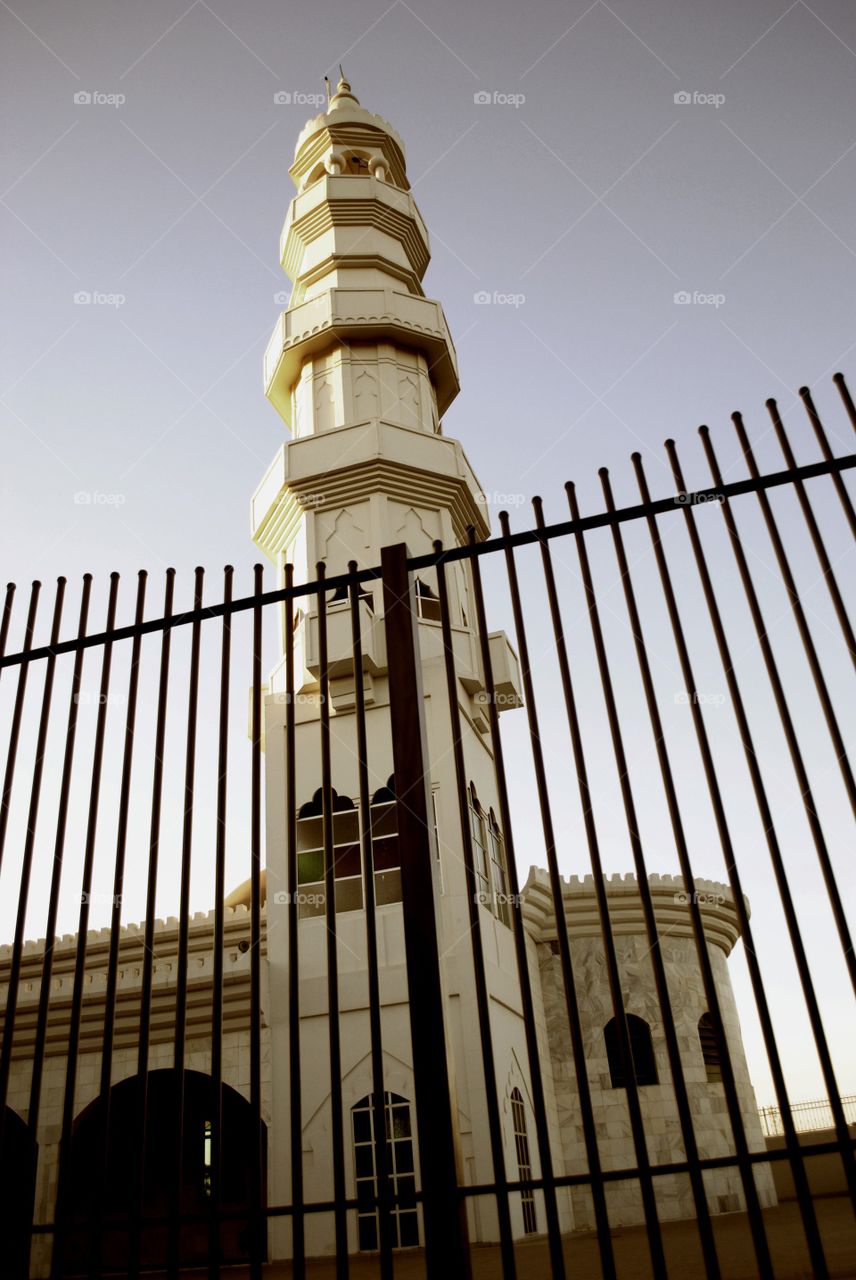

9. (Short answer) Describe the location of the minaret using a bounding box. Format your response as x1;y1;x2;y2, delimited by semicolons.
252;78;538;1260
253;72;488;605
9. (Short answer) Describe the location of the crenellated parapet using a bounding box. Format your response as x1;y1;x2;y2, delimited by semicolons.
0;905;267;1059
521;868;747;957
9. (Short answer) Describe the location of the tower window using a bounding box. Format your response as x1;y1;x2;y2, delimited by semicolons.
604;1014;658;1088
468;785;511;927
352;1092;419;1250
510;1088;537;1235
415;578;442;623
295;780;402;918
698;1012;723;1083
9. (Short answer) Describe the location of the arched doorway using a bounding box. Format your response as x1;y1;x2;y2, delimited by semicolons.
62;1069;265;1274
0;1106;37;1279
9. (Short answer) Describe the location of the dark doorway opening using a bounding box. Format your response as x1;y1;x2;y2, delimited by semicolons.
62;1068;266;1274
1;1106;37;1280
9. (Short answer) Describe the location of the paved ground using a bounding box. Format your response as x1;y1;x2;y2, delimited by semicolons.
132;1194;856;1278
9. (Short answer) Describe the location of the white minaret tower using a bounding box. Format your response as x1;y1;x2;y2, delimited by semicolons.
251;76;545;1260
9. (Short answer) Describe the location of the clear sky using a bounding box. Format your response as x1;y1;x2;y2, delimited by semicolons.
1;0;854;1109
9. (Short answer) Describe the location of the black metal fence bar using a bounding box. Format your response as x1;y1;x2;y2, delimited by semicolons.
0;579;64;1120
90;571;147;1279
250;563;265;1278
50;573;119;1280
534;487;723;1280
627;455;776;1278
129;568;175;1279
501;508;671;1277
316;563;350;1278
699;428;856;1007
347;560;395;1280
169;566;204;1278
733;413;856;822
466;530;589;1280
809;382;856;536
433;544;517;1280
208;564;233;1280
0;582;40;870
26;576;92;1146
765;401;856;668
381;542;474;1279
664;438;832;1274
284;563;305;1277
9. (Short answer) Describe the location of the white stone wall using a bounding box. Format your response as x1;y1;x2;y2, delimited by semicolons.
536;928;775;1228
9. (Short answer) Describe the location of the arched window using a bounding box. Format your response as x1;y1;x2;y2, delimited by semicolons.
62;1069;265;1272
604;1014;658;1088
510;1089;537;1234
296;782;402;918
352;1092;418;1250
0;1105;36;1280
468;785;512;927
487;808;511;926
698;1012;723;1083
297;787;360;918
370;777;402;906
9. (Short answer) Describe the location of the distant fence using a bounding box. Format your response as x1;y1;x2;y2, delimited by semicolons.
759;1096;856;1138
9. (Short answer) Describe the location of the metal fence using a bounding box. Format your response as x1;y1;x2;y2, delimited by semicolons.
758;1096;856;1138
0;374;855;1279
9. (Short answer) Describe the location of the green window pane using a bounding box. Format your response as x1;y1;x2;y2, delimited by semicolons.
298;850;324;885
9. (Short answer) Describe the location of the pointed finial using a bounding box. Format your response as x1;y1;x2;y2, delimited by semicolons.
329;64;359;109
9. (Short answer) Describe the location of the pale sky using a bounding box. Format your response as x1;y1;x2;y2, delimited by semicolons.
1;0;855;1108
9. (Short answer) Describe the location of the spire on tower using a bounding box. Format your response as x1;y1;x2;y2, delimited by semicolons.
329;67;359;109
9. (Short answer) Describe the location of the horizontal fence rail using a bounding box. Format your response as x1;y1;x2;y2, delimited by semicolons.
759;1096;856;1138
0;374;854;1279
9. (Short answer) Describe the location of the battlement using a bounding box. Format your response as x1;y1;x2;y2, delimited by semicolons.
0;902;261;971
521;867;747;956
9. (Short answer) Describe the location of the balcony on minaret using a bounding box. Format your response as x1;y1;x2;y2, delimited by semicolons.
303;593;383;681
264;290;459;430
279;174;431;301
